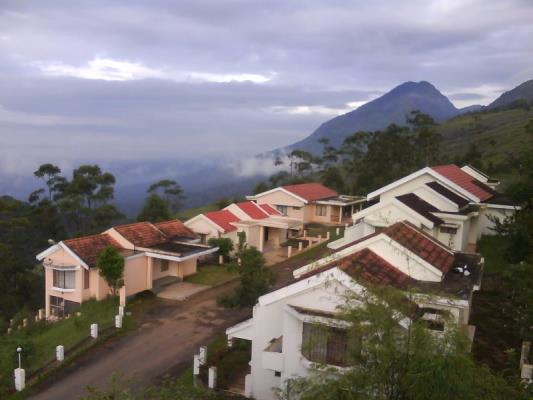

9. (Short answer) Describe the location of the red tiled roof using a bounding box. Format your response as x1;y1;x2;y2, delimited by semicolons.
235;201;269;219
154;220;197;240
432;164;493;201
259;203;281;215
282;182;338;202
384;221;454;273
114;222;168;247
204;210;240;233
297;248;414;289
63;233;123;267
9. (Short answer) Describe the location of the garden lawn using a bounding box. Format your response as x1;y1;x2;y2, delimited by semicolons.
185;264;239;286
0;298;121;397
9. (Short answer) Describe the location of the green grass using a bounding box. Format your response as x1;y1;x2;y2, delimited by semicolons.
184;264;239;286
440;108;533;166
0;298;124;397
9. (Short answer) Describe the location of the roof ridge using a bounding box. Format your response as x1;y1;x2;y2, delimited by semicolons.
63;232;113;244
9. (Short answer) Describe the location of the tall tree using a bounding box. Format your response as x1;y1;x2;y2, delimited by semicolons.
137;193;172;223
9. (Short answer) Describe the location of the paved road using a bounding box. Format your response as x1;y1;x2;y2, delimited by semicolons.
29;282;249;400
29;243;331;399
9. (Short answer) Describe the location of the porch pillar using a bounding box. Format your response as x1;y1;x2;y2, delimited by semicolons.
146;258;153;290
338;206;342;223
258;226;264;252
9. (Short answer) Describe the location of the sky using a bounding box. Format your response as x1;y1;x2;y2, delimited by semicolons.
1;0;533;190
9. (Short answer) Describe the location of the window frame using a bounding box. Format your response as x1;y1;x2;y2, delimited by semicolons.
301;322;349;367
315;205;327;217
53;269;76;290
160;259;170;272
276;205;288;216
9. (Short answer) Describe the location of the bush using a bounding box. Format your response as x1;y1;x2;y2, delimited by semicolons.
207;238;234;261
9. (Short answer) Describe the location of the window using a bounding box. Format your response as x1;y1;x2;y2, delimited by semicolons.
418;307;446;331
160;259;169;272
84;269;90;290
440;226;458;235
276;205;288;216
302;323;348;367
53;270;75;290
315;205;327;217
274;371;281;377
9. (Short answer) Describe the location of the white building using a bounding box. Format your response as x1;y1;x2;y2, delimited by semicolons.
226;221;483;400
331;164;517;252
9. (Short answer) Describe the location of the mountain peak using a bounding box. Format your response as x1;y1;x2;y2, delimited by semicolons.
283;80;459;154
488;79;533;109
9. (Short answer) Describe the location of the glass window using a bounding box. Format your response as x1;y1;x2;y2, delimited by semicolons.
53;270;76;289
160;259;169;272
276;205;288;216
302;322;348;367
315;205;327;216
440;226;458;235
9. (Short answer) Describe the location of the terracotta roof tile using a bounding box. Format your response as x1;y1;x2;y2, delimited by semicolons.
432;164;493;201
384;221;454;273
204;210;240;233
235;201;269;219
154;220;197;240
282;182;338;202
259;203;281;215
63;233;123;267
114;222;168;247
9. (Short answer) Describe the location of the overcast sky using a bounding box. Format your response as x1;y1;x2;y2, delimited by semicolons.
1;0;533;186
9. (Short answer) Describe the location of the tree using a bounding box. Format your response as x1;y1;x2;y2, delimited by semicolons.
220;247;275;308
147;179;185;213
97;246;124;297
276;286;525;400
137;193;172;222
33;163;64;201
253;181;269;195
207;237;234;261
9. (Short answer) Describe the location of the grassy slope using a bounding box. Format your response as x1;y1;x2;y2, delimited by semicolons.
439;108;533;165
176;203;219;221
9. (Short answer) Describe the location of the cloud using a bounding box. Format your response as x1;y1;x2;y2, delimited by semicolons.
35;57;273;83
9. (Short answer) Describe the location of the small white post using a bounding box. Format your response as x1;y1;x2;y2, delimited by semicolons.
287;245;292;258
90;323;98;339
208;366;217;389
14;368;25;392
237;257;242;266
38;309;45;320
115;315;123;329
56;345;64;362
227;337;233;348
7;327;11;335
22;319;27;328
318;234;322;242
218;255;224;265
193;354;200;375
303;229;307;238
298;241;303;252
336;227;340;236
199;346;207;365
326;231;330;240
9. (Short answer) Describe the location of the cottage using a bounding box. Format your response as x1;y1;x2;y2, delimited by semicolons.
247;183;365;225
36;220;217;318
226;221;483;400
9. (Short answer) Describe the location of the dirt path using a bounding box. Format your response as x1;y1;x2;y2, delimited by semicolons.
28;244;332;399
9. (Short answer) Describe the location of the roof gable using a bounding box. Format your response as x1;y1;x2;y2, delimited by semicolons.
114;222;168;247
384;221;454;273
63;233;123;267
204;210;240;233
432;165;493;201
282;183;338;202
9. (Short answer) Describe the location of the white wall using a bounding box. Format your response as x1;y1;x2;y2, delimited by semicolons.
379;174;435;202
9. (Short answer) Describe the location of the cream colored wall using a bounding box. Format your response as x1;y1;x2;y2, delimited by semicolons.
307;204;338;224
413;186;459;212
186;217;221;238
256;190;306;208
124;256;149;296
178;258;197;278
89;268;110;300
